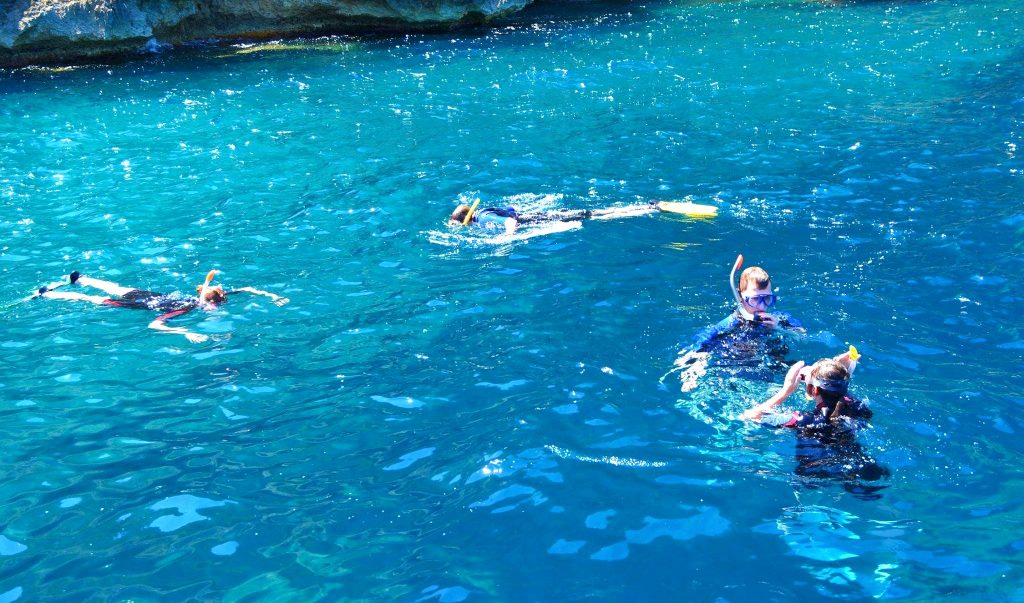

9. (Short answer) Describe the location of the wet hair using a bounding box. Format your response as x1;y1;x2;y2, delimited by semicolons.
808;358;871;421
738;266;771;292
450;204;471;224
196;284;227;304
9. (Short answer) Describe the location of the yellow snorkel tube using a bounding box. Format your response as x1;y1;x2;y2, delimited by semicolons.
847;345;860;375
462;199;481;226
198;270;218;303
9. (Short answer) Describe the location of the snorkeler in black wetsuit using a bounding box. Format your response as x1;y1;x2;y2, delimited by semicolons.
675;263;803;392
742;355;890;498
38;270;288;343
102;288;200;314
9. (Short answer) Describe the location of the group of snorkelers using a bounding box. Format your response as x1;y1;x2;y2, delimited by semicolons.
33;198;705;341
673;256;888;493
33;197;886;493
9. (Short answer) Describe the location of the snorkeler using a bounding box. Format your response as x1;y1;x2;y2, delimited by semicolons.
674;256;803;392
37;270;288;343
741;352;866;425
740;350;889;494
449;199;716;234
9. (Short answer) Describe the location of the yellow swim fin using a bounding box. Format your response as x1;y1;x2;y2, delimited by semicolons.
656;201;718;217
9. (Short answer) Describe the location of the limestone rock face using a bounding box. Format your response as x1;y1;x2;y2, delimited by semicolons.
0;0;533;66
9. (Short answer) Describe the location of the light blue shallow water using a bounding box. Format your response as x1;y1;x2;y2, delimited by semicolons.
1;0;1023;600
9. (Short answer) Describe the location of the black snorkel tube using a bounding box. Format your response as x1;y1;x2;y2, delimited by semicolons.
730;254;757;321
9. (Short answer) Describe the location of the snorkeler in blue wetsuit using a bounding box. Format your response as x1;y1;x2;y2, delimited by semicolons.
37;270;288;343
449;201;665;234
675;261;804;392
741;353;889;497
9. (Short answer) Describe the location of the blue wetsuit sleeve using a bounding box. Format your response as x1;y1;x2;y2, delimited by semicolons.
473;208;517;230
690;313;741;352
776;311;802;330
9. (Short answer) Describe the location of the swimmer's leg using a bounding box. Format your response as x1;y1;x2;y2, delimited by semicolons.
589;205;657;221
75;276;133;296
41;291;109;305
552;209;591;222
516;213;546;225
520;210;590;225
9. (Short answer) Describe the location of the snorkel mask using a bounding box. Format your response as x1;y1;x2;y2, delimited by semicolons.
798;365;850;395
809;377;850;394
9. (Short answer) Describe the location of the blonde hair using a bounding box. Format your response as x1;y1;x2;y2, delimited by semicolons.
738;266;771;291
196;284;226;304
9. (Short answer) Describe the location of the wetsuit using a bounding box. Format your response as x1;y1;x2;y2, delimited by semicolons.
768;397;889;495
779;396;871;430
470;207;592;230
102;289;221;322
681;309;803;382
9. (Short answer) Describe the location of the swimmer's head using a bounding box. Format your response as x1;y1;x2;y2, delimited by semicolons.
196;284;226;304
806;358;850;403
450;204;472;225
738;266;771;292
738;266;775;315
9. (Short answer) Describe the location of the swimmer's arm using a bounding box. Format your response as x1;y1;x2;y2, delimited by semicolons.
778;312;807;334
741;360;805;421
148;317;208;343
755;313;806;333
833;350;855;371
691;314;740;352
230;286;290;306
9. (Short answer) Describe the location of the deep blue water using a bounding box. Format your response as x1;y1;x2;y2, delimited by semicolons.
1;0;1023;600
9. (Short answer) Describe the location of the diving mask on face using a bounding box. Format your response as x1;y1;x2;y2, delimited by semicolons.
809;377;849;394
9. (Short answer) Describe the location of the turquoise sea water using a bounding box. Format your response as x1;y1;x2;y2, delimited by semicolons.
2;0;1023;600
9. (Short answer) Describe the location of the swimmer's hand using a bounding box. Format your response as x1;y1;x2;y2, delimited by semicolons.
741;360;805;421
834;350;855;371
782;360;807;392
752;312;779;327
149;318;208;343
273;296;289;307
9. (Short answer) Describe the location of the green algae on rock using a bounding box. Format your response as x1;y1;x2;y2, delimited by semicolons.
0;0;531;67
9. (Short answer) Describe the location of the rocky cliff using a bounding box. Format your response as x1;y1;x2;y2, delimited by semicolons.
0;0;533;67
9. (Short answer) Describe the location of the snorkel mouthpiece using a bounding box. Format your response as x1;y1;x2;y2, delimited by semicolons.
462;199;481;226
729;254;756;321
